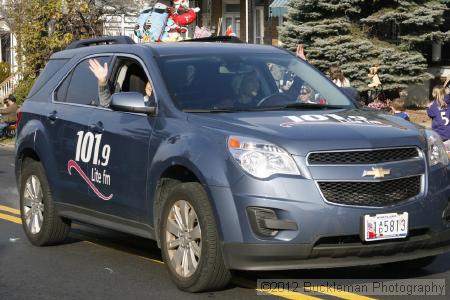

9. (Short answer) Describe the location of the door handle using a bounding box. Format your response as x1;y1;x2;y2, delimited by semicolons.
89;122;104;133
47;111;57;122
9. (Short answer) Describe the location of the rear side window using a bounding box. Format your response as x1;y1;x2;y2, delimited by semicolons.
28;59;69;99
55;56;111;105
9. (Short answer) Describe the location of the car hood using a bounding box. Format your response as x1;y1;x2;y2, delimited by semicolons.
187;109;427;156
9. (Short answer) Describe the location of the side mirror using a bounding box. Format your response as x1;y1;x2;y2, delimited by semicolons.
110;92;156;114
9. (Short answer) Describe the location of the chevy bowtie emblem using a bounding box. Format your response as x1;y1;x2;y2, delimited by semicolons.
362;167;391;179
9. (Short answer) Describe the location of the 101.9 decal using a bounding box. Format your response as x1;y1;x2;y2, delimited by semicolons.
67;131;113;201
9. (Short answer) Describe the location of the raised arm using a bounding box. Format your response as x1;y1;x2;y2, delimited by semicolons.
88;59;108;85
296;44;307;61
444;75;450;90
88;59;111;107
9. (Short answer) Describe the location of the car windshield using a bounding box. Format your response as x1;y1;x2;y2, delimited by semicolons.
158;53;353;111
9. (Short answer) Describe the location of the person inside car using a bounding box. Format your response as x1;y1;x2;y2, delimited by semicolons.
297;85;315;103
88;58;154;107
235;73;261;107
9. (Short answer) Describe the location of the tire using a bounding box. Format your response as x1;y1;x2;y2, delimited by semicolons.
160;182;231;292
20;158;71;246
382;255;437;270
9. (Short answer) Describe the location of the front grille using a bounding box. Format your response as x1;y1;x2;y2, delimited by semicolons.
308;148;419;165
318;176;421;207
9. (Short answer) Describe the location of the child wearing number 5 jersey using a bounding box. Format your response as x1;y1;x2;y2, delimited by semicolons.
427;85;450;153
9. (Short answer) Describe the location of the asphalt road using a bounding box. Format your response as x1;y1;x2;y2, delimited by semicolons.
1;145;450;300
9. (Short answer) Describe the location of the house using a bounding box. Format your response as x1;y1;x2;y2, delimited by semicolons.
194;0;286;45
0;1;17;73
99;1;287;45
0;0;20;101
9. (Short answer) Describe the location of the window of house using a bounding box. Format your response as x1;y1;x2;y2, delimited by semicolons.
222;0;241;37
225;4;240;13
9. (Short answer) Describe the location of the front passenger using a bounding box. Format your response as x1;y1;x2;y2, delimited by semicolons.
88;58;154;107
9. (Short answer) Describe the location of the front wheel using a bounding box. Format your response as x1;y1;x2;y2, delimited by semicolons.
160;182;231;292
20;159;71;246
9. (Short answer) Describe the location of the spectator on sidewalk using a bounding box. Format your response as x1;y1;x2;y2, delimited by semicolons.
295;45;351;87
329;65;351;87
427;85;450;153
390;98;410;121
0;95;18;138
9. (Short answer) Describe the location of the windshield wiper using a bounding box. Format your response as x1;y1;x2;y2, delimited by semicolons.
183;107;277;113
182;103;347;113
282;103;346;110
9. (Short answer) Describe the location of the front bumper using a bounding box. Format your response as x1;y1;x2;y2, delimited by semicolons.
209;162;450;271
223;229;450;270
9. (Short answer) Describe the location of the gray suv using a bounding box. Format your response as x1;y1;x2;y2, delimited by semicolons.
15;36;450;292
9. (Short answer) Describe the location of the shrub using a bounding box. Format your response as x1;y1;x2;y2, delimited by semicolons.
0;62;10;83
13;77;36;105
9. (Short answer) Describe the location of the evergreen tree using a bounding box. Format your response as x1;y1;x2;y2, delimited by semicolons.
280;0;449;93
361;0;450;48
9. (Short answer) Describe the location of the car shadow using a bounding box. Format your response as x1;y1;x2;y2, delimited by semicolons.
62;222;450;292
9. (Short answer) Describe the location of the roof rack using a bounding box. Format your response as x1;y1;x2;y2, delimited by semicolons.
180;36;243;43
66;36;135;50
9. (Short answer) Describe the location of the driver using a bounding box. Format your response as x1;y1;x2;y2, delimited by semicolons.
235;73;260;107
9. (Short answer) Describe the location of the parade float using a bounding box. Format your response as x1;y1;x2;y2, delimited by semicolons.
134;1;211;43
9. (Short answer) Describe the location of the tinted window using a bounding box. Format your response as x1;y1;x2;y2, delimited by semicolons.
158;54;353;110
55;72;72;102
55;56;111;105
28;59;69;99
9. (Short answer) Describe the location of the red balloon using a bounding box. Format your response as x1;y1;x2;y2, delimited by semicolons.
171;9;197;26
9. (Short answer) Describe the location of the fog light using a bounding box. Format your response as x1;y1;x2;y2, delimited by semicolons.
247;207;298;238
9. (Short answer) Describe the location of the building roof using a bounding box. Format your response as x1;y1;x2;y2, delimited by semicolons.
269;0;289;18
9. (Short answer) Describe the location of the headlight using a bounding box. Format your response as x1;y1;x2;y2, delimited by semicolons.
425;130;449;166
227;136;300;179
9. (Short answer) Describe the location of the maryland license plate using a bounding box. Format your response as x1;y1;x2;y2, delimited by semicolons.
363;212;408;242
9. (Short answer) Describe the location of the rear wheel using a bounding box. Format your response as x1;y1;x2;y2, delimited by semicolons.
20;159;71;246
160;182;231;292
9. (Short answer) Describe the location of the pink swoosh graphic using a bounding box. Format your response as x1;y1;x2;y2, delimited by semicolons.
67;160;113;201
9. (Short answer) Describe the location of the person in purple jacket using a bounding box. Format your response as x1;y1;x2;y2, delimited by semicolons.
427;85;450;153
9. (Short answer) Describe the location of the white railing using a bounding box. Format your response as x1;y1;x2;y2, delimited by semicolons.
0;73;22;101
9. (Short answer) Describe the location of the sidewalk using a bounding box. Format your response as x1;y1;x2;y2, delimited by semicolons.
407;109;431;128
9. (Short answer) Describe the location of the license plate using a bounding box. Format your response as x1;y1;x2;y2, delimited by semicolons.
363;212;408;242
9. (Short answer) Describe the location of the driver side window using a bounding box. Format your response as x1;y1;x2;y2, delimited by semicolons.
112;57;151;96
